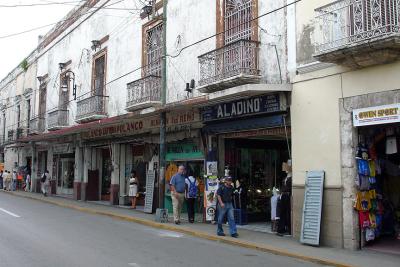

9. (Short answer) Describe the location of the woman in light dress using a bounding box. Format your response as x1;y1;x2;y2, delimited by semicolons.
129;170;139;209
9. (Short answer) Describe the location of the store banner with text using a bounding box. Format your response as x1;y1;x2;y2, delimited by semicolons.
353;104;400;127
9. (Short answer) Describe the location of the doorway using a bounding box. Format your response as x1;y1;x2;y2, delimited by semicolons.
56;158;74;195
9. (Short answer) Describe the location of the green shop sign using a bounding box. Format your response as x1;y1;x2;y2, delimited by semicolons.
166;143;204;161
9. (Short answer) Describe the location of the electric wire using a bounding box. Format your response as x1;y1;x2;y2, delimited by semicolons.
1;0;300;133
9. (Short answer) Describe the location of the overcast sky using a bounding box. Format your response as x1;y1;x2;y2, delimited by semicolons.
0;0;76;80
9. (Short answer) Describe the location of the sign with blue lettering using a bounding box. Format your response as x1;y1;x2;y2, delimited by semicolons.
202;94;283;122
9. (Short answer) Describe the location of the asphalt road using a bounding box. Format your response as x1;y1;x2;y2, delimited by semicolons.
0;192;318;267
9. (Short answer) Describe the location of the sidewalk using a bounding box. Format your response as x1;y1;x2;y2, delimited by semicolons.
2;190;400;267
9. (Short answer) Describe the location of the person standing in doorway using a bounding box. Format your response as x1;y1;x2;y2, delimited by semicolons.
41;170;50;197
128;170;139;209
25;172;31;192
216;176;238;238
12;171;17;191
170;165;186;225
0;170;3;190
185;174;198;223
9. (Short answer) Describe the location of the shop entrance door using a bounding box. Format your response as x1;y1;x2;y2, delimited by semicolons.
56;158;74;195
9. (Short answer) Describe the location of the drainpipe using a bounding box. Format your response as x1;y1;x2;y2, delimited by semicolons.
158;0;168;210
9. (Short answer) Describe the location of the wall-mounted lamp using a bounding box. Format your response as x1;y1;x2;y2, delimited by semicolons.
91;40;101;51
59;62;66;71
37;76;45;85
61;70;77;100
142;3;153;19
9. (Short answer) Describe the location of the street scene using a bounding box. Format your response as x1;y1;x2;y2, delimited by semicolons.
1;0;400;266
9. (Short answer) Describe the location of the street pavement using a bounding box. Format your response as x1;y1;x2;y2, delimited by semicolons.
0;193;318;267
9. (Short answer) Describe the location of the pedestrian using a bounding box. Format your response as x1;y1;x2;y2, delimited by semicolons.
128;170;139;209
0;170;3;190
216;176;238;238
12;171;17;191
185;174;198;223
25;172;31;192
169;165;186;225
6;171;12;191
41;170;50;196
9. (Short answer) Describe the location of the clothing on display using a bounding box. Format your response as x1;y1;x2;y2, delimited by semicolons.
354;128;400;245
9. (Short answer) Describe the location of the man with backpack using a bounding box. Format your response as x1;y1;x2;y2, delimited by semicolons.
41;170;50;197
185;174;198;223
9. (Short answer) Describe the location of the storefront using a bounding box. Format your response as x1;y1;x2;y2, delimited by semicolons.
52;143;75;196
202;93;291;226
350;103;400;254
164;140;205;215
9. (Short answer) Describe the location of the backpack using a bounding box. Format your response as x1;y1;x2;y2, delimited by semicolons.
187;178;197;198
40;173;46;183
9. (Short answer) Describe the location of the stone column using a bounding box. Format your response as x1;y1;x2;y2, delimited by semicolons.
81;147;91;201
110;143;120;205
74;146;83;200
119;144;127;205
30;143;38;193
47;146;56;195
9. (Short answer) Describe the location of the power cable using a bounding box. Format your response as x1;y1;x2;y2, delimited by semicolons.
0;0;85;8
1;0;301;131
167;0;302;58
0;0;139;39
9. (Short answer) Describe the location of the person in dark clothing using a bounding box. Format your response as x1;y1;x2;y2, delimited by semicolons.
277;175;292;235
216;176;238;238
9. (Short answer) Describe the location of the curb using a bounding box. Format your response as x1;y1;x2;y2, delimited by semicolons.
2;191;355;267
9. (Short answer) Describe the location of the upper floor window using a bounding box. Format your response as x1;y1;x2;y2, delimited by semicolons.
60;72;70;109
224;0;254;45
92;49;107;96
16;105;21;128
144;23;163;77
26;99;31;123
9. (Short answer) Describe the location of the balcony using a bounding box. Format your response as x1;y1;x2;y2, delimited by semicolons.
126;75;161;111
198;39;261;93
48;109;69;131
314;0;400;68
76;95;108;123
7;130;15;142
29;116;45;135
16;127;25;139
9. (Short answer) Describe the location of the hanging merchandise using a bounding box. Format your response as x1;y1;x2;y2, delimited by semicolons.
385;136;397;155
365;228;376;242
356;143;369;160
357;159;370;176
358;211;371;228
369;161;376;177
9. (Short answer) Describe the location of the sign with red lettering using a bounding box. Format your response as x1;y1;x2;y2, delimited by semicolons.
81;120;145;139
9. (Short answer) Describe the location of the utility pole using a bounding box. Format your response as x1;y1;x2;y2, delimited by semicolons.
158;0;167;210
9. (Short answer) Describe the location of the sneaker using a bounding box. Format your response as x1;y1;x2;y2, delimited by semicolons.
231;233;239;238
217;233;226;237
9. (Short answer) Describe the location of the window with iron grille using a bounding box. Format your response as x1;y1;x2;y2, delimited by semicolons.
59;72;70;109
145;23;163;77
92;52;106;96
224;0;253;45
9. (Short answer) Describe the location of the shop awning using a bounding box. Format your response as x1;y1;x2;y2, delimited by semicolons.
202;114;285;134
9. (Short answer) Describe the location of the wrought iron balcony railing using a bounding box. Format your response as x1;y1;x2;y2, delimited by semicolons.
126;75;161;111
314;0;400;66
29;116;45;134
48;109;69;131
198;39;261;93
7;129;15;142
16;127;25;139
76;95;108;123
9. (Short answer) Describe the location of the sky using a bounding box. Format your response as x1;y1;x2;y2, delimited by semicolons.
0;0;79;80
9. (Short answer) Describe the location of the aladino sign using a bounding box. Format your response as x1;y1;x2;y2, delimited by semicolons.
353;103;400;127
202;94;282;121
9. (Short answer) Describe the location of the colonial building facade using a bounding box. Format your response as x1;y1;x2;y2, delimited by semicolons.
1;0;304;247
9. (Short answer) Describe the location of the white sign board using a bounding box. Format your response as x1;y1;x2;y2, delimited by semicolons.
204;177;219;221
144;170;156;213
353;104;400;127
